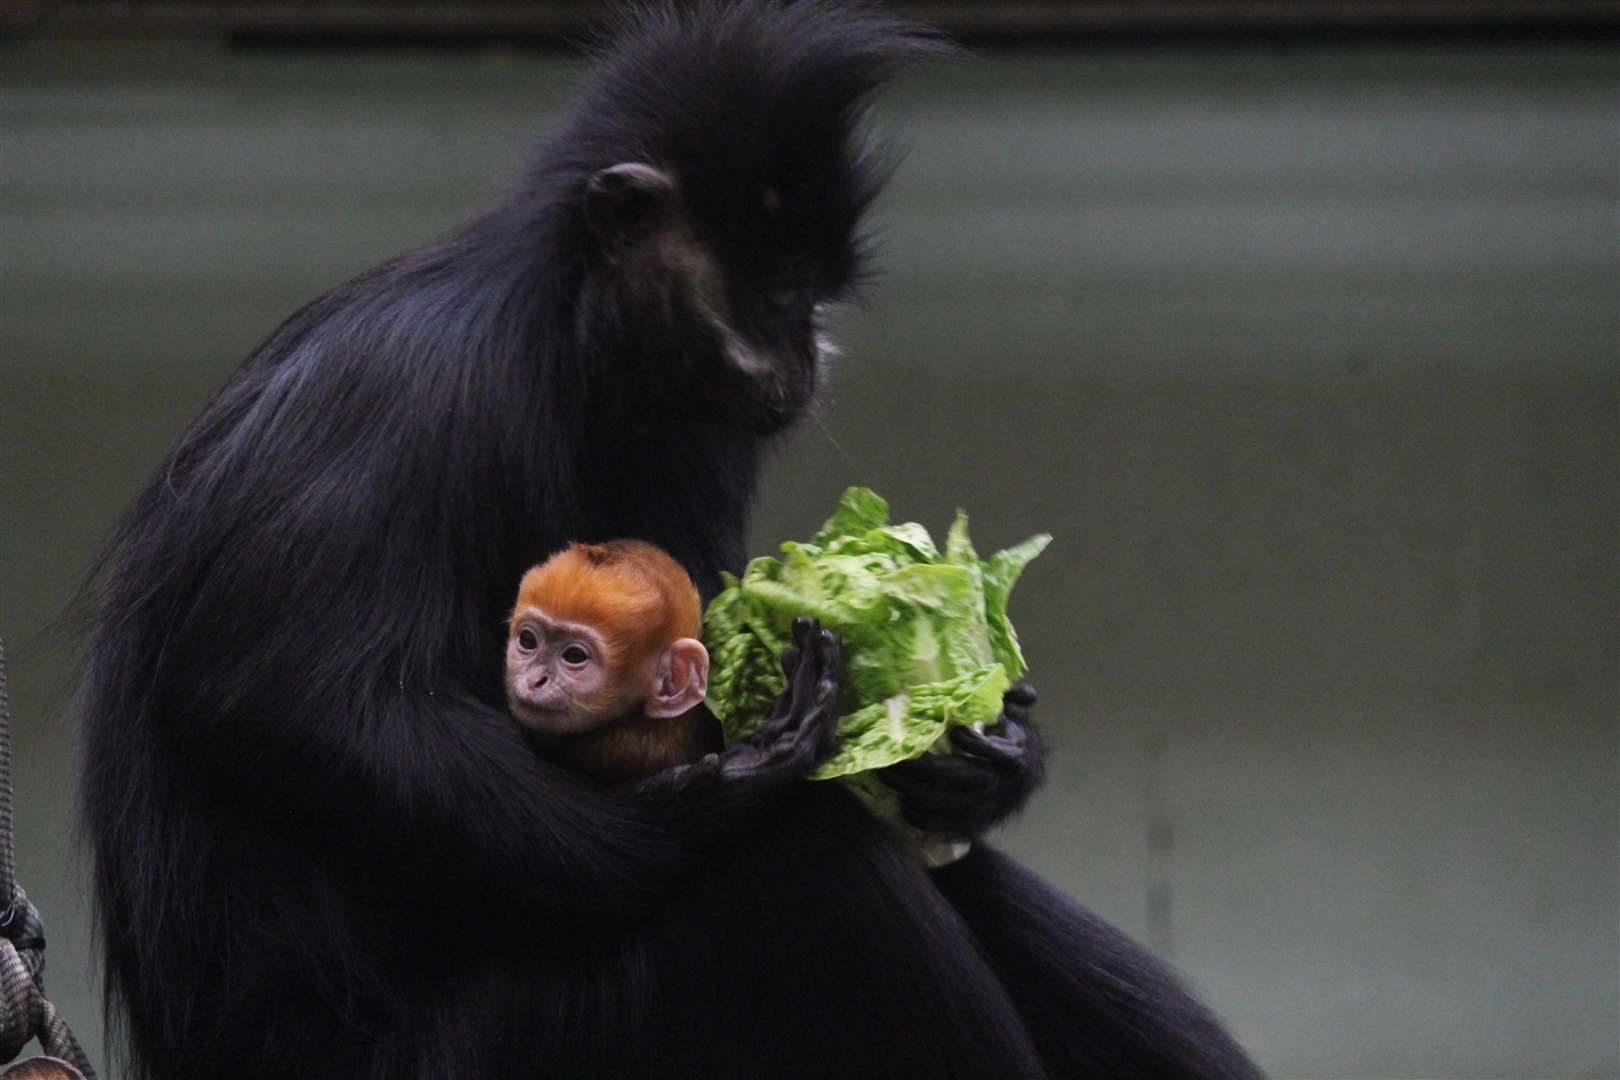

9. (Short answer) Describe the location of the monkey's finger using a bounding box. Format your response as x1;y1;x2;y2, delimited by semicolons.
949;723;1027;770
812;701;842;759
996;686;1038;730
813;628;840;691
756;628;820;732
786;622;829;703
745;625;830;756
881;754;1000;805
739;620;841;772
1004;682;1038;709
803;629;842;754
770;627;840;767
770;617;821;715
791;614;820;649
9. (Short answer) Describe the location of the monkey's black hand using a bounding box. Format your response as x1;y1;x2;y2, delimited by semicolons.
876;683;1044;838
716;615;842;782
635;616;840;796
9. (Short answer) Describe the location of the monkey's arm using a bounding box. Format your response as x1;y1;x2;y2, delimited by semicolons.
875;683;1045;838
392;622;837;920
154;605;837;924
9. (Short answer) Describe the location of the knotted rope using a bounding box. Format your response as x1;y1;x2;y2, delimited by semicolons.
0;642;95;1079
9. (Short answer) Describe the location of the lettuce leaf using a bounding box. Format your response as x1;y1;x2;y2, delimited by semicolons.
704;487;1048;780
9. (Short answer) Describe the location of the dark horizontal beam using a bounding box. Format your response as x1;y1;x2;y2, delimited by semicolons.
5;1;1618;48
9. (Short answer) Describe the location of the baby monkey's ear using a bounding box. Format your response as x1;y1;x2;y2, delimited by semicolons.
645;638;709;719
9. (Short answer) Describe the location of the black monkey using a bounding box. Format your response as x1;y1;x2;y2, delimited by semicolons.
79;3;1262;1078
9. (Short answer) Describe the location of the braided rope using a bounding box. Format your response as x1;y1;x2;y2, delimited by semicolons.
0;1058;87;1080
0;644;95;1079
0;641;14;916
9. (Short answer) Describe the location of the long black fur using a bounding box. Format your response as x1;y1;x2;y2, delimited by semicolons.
78;3;1262;1077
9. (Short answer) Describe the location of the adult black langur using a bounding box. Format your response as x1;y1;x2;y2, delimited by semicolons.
77;3;1263;1078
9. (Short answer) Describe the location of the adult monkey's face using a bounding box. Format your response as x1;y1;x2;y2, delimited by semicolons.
582;160;849;435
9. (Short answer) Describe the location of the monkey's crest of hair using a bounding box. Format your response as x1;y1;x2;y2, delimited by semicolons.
541;0;955;297
516;541;703;658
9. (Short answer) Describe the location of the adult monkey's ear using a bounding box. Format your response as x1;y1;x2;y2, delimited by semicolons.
584;162;675;248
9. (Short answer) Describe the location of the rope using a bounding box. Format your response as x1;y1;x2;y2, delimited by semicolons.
0;639;15;916
0;642;96;1079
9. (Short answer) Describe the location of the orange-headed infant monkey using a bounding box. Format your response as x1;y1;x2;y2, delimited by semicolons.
506;540;723;782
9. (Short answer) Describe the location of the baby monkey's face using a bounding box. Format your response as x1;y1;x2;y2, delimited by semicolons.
504;611;647;737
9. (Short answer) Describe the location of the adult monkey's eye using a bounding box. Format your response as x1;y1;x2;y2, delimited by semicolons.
561;645;590;665
517;629;538;651
766;288;798;310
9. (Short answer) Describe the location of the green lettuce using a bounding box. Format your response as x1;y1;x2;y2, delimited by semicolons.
704;487;1049;780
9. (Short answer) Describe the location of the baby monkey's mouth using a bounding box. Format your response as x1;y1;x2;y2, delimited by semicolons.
506;694;571;734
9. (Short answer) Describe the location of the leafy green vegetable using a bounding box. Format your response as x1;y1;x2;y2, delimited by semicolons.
704;487;1049;779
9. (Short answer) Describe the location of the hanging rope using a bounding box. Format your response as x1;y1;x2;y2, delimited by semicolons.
0;641;96;1080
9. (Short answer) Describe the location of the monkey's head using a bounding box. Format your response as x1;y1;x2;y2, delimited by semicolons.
557;2;951;434
506;541;709;739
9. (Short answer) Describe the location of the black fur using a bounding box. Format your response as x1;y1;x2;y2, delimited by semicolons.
78;3;1262;1077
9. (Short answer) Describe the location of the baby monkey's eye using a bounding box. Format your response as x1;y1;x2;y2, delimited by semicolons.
517;628;539;651
561;644;590;665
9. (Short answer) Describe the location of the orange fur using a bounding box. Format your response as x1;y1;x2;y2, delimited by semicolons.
512;540;701;669
559;710;721;783
510;540;719;781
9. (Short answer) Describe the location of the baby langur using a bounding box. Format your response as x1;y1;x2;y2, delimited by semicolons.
506;540;722;782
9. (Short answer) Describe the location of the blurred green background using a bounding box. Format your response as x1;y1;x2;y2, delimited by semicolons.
2;26;1616;1080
